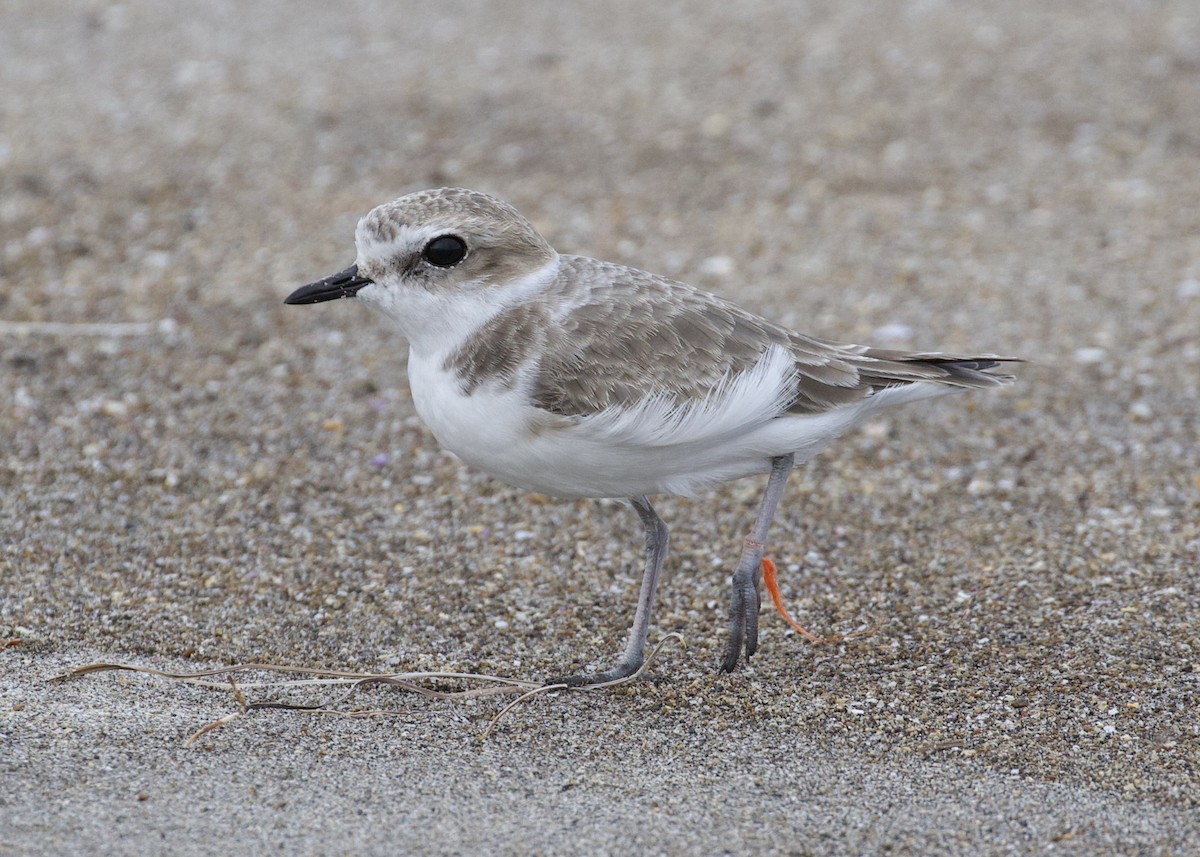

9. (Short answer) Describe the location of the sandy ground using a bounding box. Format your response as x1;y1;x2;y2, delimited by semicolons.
2;1;1198;854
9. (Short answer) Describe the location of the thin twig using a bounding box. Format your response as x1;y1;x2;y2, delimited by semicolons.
184;712;243;746
480;633;685;739
58;635;687;744
0;319;175;337
481;684;569;741
55;661;542;691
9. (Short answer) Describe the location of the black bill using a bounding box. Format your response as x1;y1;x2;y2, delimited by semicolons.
284;266;375;305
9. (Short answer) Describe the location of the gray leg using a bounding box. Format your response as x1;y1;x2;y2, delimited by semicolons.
720;453;795;672
552;496;669;686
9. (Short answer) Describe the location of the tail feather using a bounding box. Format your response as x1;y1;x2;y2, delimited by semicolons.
860;350;1019;391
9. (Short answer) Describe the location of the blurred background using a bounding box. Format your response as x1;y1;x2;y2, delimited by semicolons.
2;0;1199;818
5;2;1196;346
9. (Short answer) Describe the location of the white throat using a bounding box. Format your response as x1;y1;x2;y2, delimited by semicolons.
355;254;561;358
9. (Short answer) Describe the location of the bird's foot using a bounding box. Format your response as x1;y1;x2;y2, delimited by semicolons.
719;556;762;672
545;654;644;689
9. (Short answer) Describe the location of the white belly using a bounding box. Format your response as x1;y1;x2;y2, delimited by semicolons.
405;347;889;499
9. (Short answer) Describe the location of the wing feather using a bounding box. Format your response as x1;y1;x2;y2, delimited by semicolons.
531;256;1015;419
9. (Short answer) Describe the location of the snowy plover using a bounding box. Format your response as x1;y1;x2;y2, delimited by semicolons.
286;187;1015;685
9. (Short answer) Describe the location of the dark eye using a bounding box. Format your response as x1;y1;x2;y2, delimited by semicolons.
423;235;467;267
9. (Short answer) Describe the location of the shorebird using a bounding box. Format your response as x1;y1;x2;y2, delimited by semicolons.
285;187;1014;685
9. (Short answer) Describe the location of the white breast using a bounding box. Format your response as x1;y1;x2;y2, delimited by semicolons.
406;349;546;483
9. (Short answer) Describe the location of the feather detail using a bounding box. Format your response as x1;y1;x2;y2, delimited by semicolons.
575;344;796;448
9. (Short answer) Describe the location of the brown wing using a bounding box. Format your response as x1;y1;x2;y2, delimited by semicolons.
531;256;1013;418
